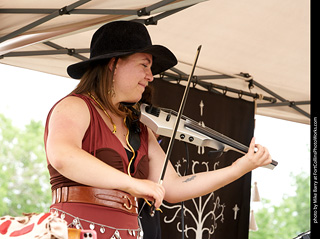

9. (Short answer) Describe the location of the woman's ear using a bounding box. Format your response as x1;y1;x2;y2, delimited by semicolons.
108;57;116;71
108;57;119;74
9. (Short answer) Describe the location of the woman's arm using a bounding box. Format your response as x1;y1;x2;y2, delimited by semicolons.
147;128;272;204
46;96;165;208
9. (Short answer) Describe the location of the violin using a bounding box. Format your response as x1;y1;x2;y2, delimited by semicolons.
140;45;276;217
140;103;278;170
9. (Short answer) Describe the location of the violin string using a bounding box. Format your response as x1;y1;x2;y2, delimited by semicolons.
148;105;249;153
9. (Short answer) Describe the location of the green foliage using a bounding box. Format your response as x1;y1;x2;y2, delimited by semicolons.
0;113;312;239
0;114;51;216
249;171;310;239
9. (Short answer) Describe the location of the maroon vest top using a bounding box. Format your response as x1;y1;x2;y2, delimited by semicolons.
44;94;149;190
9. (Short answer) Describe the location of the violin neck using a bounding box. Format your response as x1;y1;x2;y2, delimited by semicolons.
184;121;249;154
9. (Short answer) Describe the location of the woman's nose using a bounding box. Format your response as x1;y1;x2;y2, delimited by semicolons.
145;68;154;82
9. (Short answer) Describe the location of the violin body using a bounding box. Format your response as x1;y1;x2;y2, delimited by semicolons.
140;104;278;170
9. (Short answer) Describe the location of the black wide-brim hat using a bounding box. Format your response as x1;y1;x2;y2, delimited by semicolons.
67;21;177;79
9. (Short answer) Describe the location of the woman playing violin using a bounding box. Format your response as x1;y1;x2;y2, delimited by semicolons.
44;21;272;239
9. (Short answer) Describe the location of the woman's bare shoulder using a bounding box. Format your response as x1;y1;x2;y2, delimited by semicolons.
53;95;88;113
49;95;90;128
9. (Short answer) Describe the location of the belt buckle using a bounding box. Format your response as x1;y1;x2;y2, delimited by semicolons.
123;195;132;210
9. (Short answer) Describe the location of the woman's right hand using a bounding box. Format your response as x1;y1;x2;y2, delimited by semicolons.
127;178;165;209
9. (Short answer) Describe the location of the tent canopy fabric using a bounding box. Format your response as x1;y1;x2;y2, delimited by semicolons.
0;0;310;124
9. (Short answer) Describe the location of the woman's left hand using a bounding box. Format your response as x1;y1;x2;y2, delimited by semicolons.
232;137;272;174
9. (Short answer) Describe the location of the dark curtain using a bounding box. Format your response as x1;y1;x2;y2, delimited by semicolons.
147;79;255;239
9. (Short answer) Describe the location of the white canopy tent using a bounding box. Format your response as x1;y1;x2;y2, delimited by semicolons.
0;0;310;124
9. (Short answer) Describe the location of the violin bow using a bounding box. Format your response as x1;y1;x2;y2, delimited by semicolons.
150;45;202;216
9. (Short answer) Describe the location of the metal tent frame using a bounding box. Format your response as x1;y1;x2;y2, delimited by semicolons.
0;0;310;122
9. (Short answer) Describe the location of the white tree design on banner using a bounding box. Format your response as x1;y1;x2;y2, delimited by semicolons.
162;158;226;238
153;81;254;238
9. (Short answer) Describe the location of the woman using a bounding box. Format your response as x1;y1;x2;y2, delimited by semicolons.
44;21;272;239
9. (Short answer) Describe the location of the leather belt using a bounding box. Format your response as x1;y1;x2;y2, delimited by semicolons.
52;186;138;215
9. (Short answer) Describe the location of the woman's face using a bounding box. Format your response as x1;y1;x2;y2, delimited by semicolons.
111;53;154;104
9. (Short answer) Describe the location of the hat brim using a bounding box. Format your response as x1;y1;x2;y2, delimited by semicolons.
67;45;177;79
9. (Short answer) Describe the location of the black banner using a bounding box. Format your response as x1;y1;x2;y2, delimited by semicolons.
149;79;254;239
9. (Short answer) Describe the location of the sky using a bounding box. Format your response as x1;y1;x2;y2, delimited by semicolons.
0;63;311;207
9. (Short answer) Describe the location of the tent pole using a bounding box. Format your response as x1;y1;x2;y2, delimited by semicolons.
142;5;194;25
2;49;89;57
252;80;310;118
157;74;277;103
43;41;88;61
257;101;310;107
137;0;176;16
0;0;91;44
0;9;54;14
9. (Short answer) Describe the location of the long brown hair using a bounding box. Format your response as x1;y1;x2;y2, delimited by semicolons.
72;58;127;117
